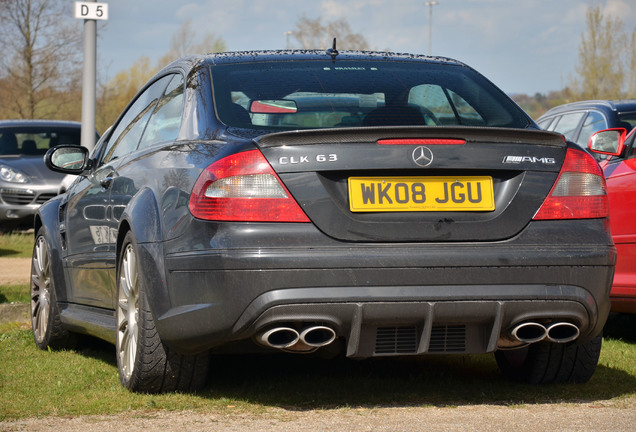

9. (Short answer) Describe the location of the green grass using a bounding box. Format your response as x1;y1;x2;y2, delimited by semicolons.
1;314;635;421
1;234;634;420
0;232;33;258
0;284;30;304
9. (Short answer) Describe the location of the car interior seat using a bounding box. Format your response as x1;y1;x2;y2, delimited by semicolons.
362;105;427;126
231;103;252;127
0;133;19;155
21;139;38;155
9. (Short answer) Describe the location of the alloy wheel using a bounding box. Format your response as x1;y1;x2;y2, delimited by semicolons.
31;236;51;344
117;243;139;381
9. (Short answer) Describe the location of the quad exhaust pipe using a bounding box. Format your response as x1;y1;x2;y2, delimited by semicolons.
510;321;580;344
257;325;337;352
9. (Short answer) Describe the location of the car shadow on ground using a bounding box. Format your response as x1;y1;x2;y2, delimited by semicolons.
201;352;635;409
604;313;636;343
71;313;636;408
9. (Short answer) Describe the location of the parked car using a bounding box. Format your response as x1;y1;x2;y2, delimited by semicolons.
536;99;636;155
32;50;615;393
0;120;91;230
589;127;636;314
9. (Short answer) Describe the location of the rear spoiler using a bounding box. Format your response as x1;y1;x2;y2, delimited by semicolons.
254;126;566;148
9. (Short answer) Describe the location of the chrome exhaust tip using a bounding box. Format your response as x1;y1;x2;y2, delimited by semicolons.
546;322;580;343
300;326;337;348
256;327;300;349
511;322;547;344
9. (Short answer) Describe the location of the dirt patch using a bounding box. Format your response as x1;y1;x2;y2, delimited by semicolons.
0;257;30;323
1;401;636;431
0;257;30;285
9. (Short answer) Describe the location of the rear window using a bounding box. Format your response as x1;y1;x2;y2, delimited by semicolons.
210;60;530;131
0;126;81;156
618;111;636;132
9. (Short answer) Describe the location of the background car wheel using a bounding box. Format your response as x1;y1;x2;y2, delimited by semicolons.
30;228;72;350
495;333;602;384
116;231;210;393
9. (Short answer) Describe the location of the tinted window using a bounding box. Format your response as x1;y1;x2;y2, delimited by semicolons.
618;111;636;132
551;112;585;141
577;111;607;147
211;60;530;131
103;75;173;162
138;74;185;149
0;126;81;156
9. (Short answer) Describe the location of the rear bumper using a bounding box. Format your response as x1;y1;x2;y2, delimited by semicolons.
152;219;615;355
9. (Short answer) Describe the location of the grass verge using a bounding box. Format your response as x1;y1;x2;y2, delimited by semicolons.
0;284;30;304
1;314;635;421
0;232;32;258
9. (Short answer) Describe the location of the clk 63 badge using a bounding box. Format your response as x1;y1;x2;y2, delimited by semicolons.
279;154;338;165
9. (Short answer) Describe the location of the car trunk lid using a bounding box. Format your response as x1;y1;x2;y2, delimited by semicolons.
254;126;566;242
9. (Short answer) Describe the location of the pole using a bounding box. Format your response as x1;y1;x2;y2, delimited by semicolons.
80;1;97;150
284;31;292;49
425;1;439;56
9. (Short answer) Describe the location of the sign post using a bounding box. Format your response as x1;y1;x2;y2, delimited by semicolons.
74;1;108;151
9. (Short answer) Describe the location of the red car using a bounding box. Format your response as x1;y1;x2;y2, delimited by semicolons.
590;127;636;313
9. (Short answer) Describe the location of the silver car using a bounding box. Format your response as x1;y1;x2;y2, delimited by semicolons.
0;120;89;229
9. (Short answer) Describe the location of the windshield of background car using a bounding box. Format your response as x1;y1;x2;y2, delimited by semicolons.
211;59;530;131
0;126;81;156
618;111;636;132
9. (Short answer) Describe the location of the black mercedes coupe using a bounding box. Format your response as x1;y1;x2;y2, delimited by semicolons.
32;50;615;392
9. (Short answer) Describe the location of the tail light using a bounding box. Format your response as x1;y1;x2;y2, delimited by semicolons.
189;150;310;222
533;147;608;220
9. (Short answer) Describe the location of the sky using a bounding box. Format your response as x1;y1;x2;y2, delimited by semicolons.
83;0;636;95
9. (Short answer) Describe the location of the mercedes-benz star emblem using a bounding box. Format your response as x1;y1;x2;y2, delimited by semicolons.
412;146;434;167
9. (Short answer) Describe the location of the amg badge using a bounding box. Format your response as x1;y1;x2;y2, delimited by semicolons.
503;156;556;164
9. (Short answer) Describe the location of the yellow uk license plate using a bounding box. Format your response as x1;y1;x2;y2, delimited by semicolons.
348;176;495;212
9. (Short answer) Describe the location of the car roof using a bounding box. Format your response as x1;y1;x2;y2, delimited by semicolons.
539;99;636;118
160;50;469;73
0;119;82;128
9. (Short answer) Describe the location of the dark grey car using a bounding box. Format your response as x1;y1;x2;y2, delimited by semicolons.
32;51;615;393
0;120;86;229
536;99;636;151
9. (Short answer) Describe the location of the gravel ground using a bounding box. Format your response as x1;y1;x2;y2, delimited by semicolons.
2;402;636;432
0;257;30;286
2;257;635;431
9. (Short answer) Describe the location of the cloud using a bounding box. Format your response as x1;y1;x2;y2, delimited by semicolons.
603;0;634;21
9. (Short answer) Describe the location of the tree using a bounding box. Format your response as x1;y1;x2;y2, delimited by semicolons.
570;5;635;100
96;57;155;132
97;21;227;132
291;15;370;50
159;19;227;65
0;0;82;119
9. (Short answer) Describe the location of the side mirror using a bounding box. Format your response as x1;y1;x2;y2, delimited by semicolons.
44;145;90;174
588;128;627;157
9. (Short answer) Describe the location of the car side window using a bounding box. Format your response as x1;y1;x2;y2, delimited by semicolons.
577;111;607;147
626;131;636;159
551;112;585;142
545;116;560;131
138;74;185;150
536;117;553;130
102;75;174;163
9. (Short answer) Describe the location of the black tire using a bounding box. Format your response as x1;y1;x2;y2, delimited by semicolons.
495;333;603;384
115;231;209;393
30;228;72;350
